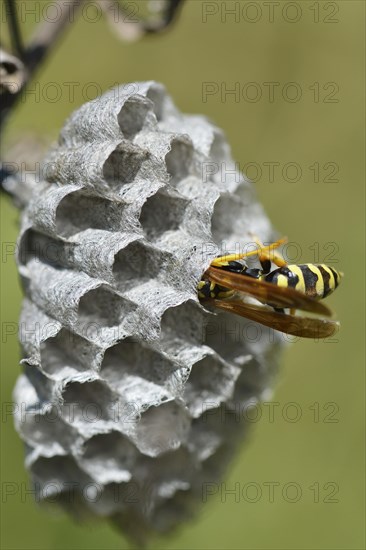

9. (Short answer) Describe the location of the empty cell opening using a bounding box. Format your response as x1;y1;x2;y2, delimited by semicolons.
160;300;206;347
40;328;101;377
134;401;190;457
139;446;192;485
192;403;241;436
47;487;100;518
211;194;252;245
139;192;189;241
101;338;178;387
191;405;247;468
23;363;54;406
187;420;222;462
135;448;192;504
183;356;237;418
210;193;245;244
81;431;137;484
56;190;125;238
165;138;193;185
209;131;230;162
31;455;92;494
78;286;135;327
191;405;223;433
232;357;268;403
199;436;236;481
19;273;30;296
118;96;153;139
83;482;130;516
20;408;75;450
152;490;193;532
18;229;71;268
146;85;166;121
103;142;149;185
61;379;116;422
203;310;260;363
112;240;163;291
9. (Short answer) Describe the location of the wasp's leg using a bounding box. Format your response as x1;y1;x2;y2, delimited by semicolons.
259;251;288;269
274;306;296;315
197;280;234;300
273;307;286;314
211;236;288;267
243;268;262;279
259;258;272;275
252;235;288;269
218;261;262;280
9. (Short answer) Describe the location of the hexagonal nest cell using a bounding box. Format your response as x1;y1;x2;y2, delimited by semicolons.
160;300;208;347
103;142;150;185
100;337;182;391
18;229;71;269
80;431;138;484
112;239;165;291
77;286;136;328
56;190;127;237
13;81;282;541
133;401;191;457
117;96;154;139
183;355;240;418
165;137;194;185
40;328;102;378
61;379;118;425
139;191;190;241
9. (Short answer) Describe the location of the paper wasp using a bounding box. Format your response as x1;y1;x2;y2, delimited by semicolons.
197;237;342;338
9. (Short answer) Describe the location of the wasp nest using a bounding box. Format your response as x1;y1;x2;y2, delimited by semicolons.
13;81;283;541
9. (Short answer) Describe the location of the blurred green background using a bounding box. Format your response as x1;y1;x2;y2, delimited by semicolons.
1;1;364;548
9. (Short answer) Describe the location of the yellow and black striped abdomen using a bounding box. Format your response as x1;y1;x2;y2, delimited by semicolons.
264;264;342;300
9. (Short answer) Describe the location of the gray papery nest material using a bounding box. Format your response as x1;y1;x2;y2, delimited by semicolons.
12;81;283;542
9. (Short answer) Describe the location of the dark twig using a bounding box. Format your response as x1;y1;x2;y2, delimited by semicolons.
0;0;84;132
0;0;186;136
99;0;186;39
0;47;25;94
144;0;185;32
0;163;15;199
4;0;25;59
98;0;145;42
24;0;84;74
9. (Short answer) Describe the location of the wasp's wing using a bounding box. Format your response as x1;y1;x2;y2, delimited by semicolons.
209;299;339;339
206;266;333;317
